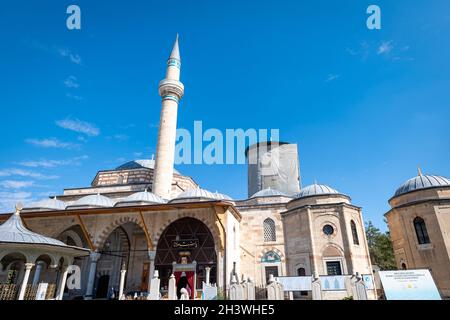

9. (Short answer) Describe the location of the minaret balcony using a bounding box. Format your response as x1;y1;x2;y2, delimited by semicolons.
158;79;184;99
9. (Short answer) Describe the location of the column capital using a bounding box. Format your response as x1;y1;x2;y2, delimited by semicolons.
148;250;156;260
90;251;101;262
24;262;35;269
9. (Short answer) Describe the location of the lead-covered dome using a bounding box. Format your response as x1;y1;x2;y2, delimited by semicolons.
170;188;231;203
212;192;233;201
24;197;66;211
170;188;216;203
296;184;340;198
116;159;180;174
116;190;166;206
394;174;450;197
251;188;287;198
0;211;67;246
67;193;116;208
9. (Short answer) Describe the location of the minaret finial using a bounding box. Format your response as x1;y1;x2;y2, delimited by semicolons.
169;33;180;61
15;202;23;215
418;166;423;176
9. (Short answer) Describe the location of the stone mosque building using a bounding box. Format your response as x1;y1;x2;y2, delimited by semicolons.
3;35;447;300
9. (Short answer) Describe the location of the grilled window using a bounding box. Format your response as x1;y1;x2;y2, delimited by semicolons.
263;218;276;242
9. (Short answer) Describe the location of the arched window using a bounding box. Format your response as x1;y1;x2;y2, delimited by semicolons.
401;263;407;270
414;217;430;244
351;220;359;245
297;268;308;296
263;218;276;242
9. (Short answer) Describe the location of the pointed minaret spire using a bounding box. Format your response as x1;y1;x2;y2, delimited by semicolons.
153;35;185;199
169;34;180;61
418;166;423;176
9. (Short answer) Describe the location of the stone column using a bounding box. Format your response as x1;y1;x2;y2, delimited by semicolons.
147;250;156;294
55;265;69;300
205;267;211;286
18;263;34;300
85;252;101;299
118;263;127;300
32;261;44;286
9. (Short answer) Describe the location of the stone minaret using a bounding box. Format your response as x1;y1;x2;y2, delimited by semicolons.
152;35;184;199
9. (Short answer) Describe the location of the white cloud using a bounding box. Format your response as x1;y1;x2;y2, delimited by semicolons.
107;134;129;142
64;76;79;88
69;54;82;65
377;41;394;55
0;191;34;213
18;155;89;168
26;138;79;149
0;169;59;180
325;74;340;82
56;118;100;137
66;93;83;101
23;40;83;66
58;47;82;65
133;152;143;157
0;180;34;189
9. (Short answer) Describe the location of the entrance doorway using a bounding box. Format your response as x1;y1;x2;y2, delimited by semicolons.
265;266;279;284
96;275;110;299
155;217;217;295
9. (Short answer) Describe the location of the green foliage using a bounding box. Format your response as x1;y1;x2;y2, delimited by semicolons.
365;220;396;270
342;296;353;300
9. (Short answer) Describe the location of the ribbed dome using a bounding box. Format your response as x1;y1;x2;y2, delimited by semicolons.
172;188;216;201
212;192;233;201
0;211;67;246
118;190;166;205
69;193;116;208
25;197;66;210
251;188;287;198
296;184;340;198
394;174;450;197
116;159;179;174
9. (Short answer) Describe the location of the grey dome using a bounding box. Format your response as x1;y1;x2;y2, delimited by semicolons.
212;192;233;201
170;188;217;202
68;193;116;208
0;211;66;246
394;174;450;197
25;197;66;211
118;190;166;205
296;184;340;198
251;188;287;198
116;159;179;174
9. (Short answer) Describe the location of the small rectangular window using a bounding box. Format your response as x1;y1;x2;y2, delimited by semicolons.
326;261;342;275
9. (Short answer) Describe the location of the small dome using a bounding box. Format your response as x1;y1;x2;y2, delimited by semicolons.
296;183;340;198
212;192;233;201
170;188;217;202
116;159;179;174
68;193;116;208
25;197;66;210
394;174;450;197
117;190;166;205
0;211;67;246
251;188;287;198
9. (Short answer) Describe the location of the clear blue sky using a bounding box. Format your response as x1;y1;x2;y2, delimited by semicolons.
0;1;449;231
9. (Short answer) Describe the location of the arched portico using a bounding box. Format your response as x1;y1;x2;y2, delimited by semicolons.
155;217;218;299
85;221;151;299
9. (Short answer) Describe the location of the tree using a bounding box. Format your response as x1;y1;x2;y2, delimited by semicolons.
365;221;396;270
